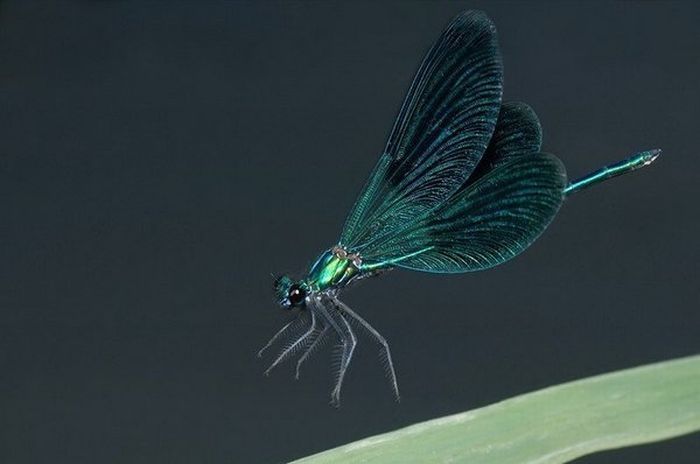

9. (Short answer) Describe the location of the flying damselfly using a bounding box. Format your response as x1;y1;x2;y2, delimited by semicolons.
258;10;660;406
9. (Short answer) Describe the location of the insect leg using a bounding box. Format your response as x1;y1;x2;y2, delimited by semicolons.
333;297;400;402
295;325;329;380
313;295;352;406
257;313;306;358
264;310;317;375
331;311;356;406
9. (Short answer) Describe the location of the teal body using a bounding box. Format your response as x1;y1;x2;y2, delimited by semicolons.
564;149;660;196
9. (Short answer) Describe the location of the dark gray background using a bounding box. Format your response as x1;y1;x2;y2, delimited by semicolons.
1;1;698;463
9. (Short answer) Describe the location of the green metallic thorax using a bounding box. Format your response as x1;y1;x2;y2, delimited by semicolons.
305;247;362;292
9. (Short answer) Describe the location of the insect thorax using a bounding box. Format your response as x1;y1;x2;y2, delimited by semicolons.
306;246;362;292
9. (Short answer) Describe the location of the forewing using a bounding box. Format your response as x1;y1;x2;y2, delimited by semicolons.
361;154;567;273
340;11;503;253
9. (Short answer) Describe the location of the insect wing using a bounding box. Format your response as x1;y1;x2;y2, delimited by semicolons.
466;101;542;184
340;11;503;253
363;154;567;273
356;100;545;264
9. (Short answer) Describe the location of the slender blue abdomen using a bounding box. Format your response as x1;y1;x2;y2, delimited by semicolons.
564;149;661;196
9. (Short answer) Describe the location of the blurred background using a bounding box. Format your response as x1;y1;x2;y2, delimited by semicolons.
1;1;699;463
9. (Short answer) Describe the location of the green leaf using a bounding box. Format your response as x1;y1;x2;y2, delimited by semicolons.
292;354;700;464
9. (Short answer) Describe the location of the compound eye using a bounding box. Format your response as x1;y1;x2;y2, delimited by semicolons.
288;285;306;306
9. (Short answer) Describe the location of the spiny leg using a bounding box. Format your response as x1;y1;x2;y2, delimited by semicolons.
313;295;352;406
295;325;329;380
264;310;317;375
313;295;344;334
329;340;347;397
321;295;357;405
333;297;400;402
331;310;356;406
257;313;306;358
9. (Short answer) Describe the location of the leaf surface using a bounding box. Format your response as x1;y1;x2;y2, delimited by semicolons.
293;355;700;464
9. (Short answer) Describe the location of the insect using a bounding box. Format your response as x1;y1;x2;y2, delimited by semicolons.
258;10;660;406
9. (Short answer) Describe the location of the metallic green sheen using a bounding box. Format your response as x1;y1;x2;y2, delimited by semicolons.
306;250;361;292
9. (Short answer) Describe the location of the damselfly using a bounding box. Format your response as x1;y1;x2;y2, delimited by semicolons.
258;10;660;405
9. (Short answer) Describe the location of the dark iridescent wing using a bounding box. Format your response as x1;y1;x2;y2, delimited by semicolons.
467;101;542;183
361;154;567;273
340;11;503;253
